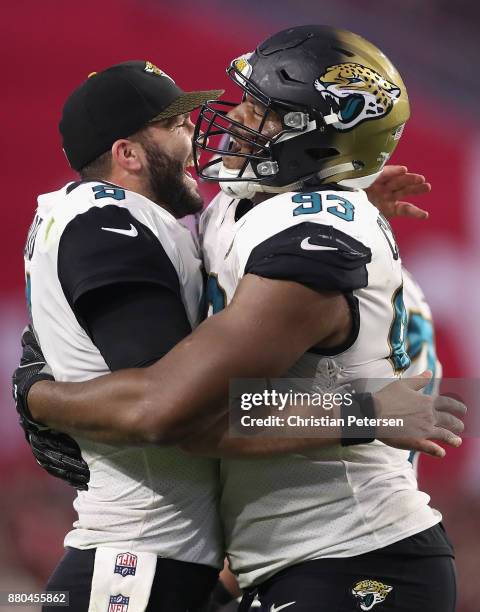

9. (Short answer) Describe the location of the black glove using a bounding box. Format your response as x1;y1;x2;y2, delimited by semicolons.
29;429;90;490
12;325;90;491
13;325;55;432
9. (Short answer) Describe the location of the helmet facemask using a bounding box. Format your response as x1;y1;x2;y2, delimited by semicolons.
193;26;410;198
193;58;326;198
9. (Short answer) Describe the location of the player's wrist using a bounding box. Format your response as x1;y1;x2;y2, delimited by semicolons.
26;378;54;425
15;372;54;430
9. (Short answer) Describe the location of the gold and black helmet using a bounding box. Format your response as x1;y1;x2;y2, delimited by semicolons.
193;25;409;196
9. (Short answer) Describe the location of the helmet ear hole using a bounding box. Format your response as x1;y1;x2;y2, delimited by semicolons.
305;147;339;161
279;69;306;84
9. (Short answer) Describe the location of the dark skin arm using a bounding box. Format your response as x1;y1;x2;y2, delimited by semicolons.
29;275;349;448
30;274;463;457
26;164;435;449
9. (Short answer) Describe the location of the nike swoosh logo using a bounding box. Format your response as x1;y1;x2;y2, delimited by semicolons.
270;602;296;612
300;237;337;251
101;224;138;237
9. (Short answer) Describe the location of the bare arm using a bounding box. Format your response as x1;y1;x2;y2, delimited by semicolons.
29;274;463;457
30;275;348;447
179;374;465;459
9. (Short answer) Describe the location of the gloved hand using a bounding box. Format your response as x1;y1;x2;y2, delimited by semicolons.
12;325;90;490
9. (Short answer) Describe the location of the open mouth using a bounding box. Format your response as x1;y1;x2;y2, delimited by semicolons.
184;157;196;181
320;91;365;124
227;138;243;154
225;134;267;156
221;141;242;170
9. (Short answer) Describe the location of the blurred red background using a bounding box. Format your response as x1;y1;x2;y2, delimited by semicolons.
2;1;479;610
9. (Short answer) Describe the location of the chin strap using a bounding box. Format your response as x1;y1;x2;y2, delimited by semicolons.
313;162;382;188
219;162;303;198
218;153;382;198
315;162;357;181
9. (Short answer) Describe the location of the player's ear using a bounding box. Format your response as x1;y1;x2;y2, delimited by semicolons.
111;139;143;173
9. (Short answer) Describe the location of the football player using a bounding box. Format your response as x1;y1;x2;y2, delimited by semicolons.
208;265;445;611
187;27;459;611
13;28;464;612
17;61;227;612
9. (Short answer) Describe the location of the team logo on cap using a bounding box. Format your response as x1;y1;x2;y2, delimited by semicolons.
144;61;174;82
108;594;129;612
114;552;137;577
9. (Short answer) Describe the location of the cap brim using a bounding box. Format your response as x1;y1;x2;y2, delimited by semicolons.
150;89;224;121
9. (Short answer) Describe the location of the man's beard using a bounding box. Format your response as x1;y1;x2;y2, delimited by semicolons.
144;143;204;218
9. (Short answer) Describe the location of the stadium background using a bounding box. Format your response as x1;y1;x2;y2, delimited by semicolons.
1;0;478;610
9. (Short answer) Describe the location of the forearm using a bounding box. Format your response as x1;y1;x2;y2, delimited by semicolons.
27;277;347;447
29;370;171;445
26;284;293;445
26;279;215;446
27;311;256;446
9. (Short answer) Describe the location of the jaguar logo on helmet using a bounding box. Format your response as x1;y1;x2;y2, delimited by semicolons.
314;63;401;131
351;579;393;610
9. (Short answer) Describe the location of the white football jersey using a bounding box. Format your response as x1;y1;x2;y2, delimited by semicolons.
25;181;223;568
200;189;441;587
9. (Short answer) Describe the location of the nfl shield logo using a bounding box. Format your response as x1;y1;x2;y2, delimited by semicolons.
114;552;137;577
108;594;129;612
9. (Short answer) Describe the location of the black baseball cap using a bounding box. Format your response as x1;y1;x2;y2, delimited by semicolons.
59;60;224;171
